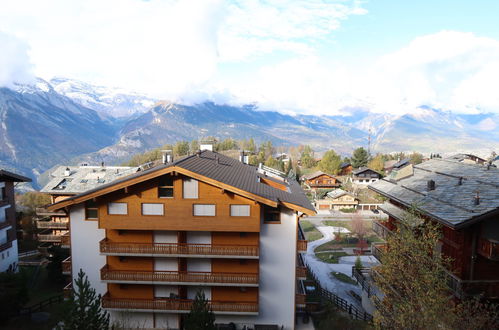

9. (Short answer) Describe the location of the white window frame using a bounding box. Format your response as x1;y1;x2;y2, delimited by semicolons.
230;205;250;217
108;202;128;215
183;178;199;199
193;204;215;217
142;203;165;216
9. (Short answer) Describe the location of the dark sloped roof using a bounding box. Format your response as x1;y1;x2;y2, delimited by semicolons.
369;157;499;229
353;167;380;175
48;150;315;213
340;162;351;169
301;171;335;180
392;158;410;169
0;169;32;182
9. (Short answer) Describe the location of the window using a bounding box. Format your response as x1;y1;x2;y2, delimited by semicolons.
142;203;164;216
230;205;250;217
263;206;280;223
85;200;98;219
108;202;128;215
183;178;199;199
193;204;215;216
158;175;174;198
0;186;5;201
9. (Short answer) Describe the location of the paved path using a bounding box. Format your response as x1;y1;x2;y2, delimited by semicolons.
302;223;379;309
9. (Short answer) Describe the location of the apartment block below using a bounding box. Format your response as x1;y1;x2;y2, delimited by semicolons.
46;150;314;329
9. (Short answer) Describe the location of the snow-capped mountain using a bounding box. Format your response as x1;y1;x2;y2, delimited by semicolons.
50;77;156;118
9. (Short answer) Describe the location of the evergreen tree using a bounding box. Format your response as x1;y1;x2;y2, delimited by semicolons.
60;269;109;330
184;291;216;330
351;147;369;168
300;145;317;168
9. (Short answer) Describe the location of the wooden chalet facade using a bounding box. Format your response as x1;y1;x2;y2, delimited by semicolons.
47;150;314;329
302;171;341;190
351;167;382;185
339;162;353;176
0;169;31;272
357;158;499;313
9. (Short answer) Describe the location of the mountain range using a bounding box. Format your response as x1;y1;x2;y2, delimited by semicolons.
1;77;498;188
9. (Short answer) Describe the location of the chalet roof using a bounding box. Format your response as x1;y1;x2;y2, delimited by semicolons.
301;171;335;180
41;165;139;195
384;160;398;169
392;158;410;169
369;157;499;229
47;150;315;214
353;167;379;175
340;162;351;169
326;188;354;200
0;169;32;182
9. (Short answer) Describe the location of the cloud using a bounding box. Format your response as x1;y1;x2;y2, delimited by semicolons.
0;31;35;87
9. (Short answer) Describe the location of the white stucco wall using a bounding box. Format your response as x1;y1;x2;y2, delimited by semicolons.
216;207;297;329
0;239;18;272
70;204;107;295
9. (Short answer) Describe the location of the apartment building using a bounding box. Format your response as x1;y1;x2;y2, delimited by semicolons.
36;165;139;255
355;157;499;313
46;150;314;329
0;169;31;272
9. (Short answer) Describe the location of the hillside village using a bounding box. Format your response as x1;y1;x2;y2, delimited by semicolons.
2;139;498;329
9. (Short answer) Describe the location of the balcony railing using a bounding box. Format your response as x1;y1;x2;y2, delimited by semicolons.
478;237;499;261
101;294;258;315
372;220;392;240
100;267;259;286
297;240;307;253
0;241;13;252
296;293;306;307
352;266;374;297
99;239;259;258
296;266;307;280
371;242;387;262
37;231;63;243
62;256;71;275
63;282;72;299
443;269;499;299
35;207;66;217
36;221;69;230
61;233;70;248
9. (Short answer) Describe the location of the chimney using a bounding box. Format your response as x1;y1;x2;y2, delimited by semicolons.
458;177;463;185
161;150;173;164
64;167;71;176
101;161;105;167
239;151;245;163
427;179;436;191
200;139;215;151
487;164;491;170
474;191;480;205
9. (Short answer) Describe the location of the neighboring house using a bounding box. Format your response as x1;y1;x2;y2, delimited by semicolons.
315;189;359;211
46;150;314;329
302;171;341;190
383;160;398;174
339;162;353;176
351;168;382;185
36;165;139;255
447;153;487;165
354;156;499;314
0;169;31;272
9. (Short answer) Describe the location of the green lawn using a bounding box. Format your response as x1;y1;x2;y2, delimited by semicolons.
300;220;323;242
314;251;348;263
314;240;358;252
331;271;357;285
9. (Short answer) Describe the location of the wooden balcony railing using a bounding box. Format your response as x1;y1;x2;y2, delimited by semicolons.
100;267;259;286
62;257;71;275
295;293;306;307
101;294;258;315
296;266;307;280
61;233;70;248
37;232;63;243
99;239;259;258
36;221;69;230
478;237;499;261
372;220;392;240
35;208;66;217
371;242;387;262
63;282;72;299
297;240;307;252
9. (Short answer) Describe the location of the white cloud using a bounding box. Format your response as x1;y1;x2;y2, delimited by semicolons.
0;31;35;87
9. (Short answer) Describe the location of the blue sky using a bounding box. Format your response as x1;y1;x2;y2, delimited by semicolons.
1;0;499;116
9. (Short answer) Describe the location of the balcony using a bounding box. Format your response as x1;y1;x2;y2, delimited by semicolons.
99;239;259;259
372;220;392;240
35;207;66;217
297;223;308;253
0;241;12;252
61;233;71;248
63;282;73;299
443;269;499;299
478;237;499;261
62;256;71;275
100;267;259;287
101;294;258;315
36;220;69;230
37;230;64;243
295;293;306;308
371;242;387;262
296;253;307;280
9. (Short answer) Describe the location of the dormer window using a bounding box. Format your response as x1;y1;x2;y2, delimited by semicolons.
158;175;174;198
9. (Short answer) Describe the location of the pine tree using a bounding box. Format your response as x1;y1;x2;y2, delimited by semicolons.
59;269;109;330
351;147;369;168
184;291;216;330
